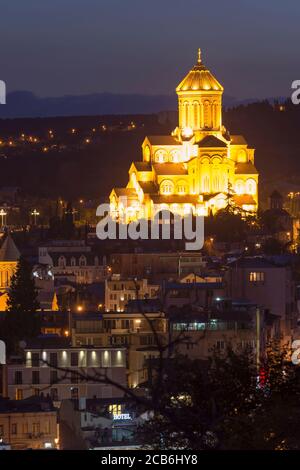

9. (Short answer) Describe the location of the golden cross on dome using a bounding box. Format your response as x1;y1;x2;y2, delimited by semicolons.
197;48;202;64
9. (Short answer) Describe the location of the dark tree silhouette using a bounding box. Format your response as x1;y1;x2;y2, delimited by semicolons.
2;256;40;353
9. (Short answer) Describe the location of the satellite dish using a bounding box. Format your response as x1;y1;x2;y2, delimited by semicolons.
19;340;27;349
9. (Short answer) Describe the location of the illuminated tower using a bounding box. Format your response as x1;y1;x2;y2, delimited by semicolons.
176;49;223;140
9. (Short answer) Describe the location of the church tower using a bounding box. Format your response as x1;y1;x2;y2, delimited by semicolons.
176;49;223;141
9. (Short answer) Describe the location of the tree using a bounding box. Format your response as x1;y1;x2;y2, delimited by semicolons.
2;256;40;353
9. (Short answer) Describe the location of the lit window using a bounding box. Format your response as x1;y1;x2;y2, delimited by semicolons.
235;179;245;195
246;179;256;195
160;180;174;195
249;272;265;283
109;404;122;416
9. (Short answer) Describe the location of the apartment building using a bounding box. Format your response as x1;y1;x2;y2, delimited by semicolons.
7;337;127;403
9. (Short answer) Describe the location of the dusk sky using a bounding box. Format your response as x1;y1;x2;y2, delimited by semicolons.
0;0;299;99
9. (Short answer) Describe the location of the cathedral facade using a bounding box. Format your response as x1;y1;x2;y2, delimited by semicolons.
109;50;258;222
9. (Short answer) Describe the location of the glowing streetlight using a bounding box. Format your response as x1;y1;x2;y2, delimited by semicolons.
77;305;83;312
0;209;7;226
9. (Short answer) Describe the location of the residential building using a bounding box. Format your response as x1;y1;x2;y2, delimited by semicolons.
0;396;58;450
38;240;106;285
7;337;127;403
105;275;159;312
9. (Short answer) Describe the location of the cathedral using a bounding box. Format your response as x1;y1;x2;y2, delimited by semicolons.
109;49;258;222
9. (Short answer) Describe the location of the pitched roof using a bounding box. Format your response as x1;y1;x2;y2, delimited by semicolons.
153;163;188;175
198;135;227;148
228;256;276;269
112;188;137;197
231;135;248;145
132;162;152;172
0;233;20;262
235;162;258;174
146;135;179;146
138;181;158;194
233;194;257;205
151;194;200;204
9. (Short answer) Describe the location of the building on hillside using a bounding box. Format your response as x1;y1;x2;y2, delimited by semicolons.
226;256;297;342
109;251;206;282
0;396;58;450
109;49;258;221
59;397;145;450
0;233;20;311
6;337;126;403
72;310;168;388
38;240;107;285
169;299;273;361
163;278;225;313
105;275;159;312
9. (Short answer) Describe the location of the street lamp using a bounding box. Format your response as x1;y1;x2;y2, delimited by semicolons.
31;209;40;225
0;209;7;227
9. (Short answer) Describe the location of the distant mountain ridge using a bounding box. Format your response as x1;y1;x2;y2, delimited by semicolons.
0;90;271;119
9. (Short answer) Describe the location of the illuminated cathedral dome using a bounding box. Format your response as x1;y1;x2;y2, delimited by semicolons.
176;49;223;93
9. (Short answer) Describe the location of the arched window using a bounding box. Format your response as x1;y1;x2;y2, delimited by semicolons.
154;149;168;163
58;256;66;268
71;257;76;267
202;176;210;193
144;145;151;162
237;149;247;163
193;101;199;128
204;100;211;128
131;172;137;185
235;179;245;195
160;180;174;195
176;181;187;194
169;149;180;163
184;101;189;127
79;255;87;267
246;179;256;195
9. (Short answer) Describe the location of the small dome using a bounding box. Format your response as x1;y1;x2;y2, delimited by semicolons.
176;49;223;93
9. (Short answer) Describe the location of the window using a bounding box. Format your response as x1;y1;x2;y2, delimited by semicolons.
32;423;40;435
58;256;66;268
71;387;78;399
235;179;245;195
71;371;79;384
79;255;87;267
71;352;79;367
216;340;225;350
160;180;174;195
176;182;187;194
14;370;23;385
31;352;39;367
49;353;58;367
32;371;40;385
11;424;17;435
50;388;58;401
50;370;58;384
0;425;3;436
22;423;28;435
246;178;256;195
109;404;122;416
16;389;23;400
71;257;76;267
44;421;50;435
155;149;168;163
249;272;265;283
202;176;210;193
